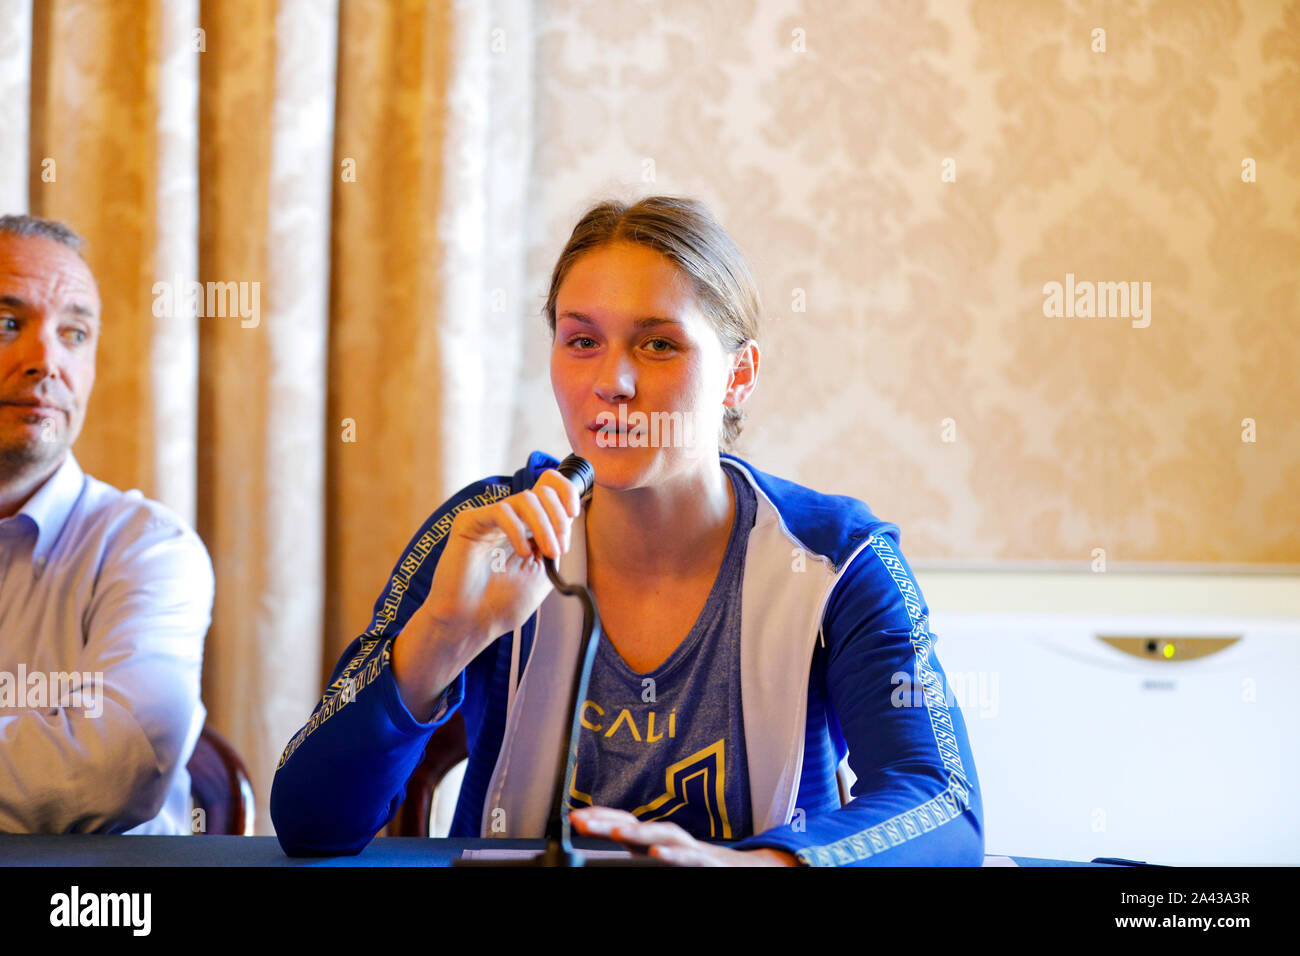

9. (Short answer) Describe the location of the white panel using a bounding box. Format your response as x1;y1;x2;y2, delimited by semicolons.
931;612;1300;865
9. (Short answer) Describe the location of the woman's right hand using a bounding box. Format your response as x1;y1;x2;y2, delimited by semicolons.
424;468;584;640
391;469;585;720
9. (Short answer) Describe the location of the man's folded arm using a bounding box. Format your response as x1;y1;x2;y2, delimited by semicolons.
0;516;212;833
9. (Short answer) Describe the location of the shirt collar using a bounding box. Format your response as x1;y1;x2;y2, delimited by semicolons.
8;452;85;571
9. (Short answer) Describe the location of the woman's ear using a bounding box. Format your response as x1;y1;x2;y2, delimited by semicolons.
725;339;759;404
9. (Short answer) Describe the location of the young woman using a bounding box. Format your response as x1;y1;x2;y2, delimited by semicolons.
270;196;984;866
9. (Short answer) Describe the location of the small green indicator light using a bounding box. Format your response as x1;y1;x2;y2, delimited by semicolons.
1163;643;1175;659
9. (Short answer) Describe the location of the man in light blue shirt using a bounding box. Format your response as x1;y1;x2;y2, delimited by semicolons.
0;214;213;834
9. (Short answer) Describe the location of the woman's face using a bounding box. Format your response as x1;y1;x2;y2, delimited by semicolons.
551;240;739;489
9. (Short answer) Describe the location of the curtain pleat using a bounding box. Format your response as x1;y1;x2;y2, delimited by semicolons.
0;0;31;212
327;0;451;676
327;0;532;673
29;0;162;499
257;0;336;825
197;0;337;831
152;0;199;523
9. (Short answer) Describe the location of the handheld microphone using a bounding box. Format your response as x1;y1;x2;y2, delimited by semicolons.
554;453;595;501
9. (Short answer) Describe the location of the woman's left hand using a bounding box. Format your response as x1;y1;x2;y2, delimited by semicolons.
569;806;798;866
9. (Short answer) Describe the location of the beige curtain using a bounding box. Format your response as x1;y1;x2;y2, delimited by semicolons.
3;0;533;834
196;0;337;837
327;0;535;678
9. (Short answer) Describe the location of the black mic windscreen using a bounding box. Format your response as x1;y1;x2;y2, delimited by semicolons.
555;454;594;499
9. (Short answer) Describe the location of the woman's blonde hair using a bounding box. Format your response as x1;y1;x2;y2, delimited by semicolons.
545;196;760;452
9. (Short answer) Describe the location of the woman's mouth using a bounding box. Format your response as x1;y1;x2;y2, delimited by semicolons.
588;425;644;444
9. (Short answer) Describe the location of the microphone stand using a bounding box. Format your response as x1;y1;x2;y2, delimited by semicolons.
455;454;664;866
536;505;603;867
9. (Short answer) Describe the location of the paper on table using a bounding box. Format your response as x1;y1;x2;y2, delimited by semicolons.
463;849;1019;865
460;848;635;861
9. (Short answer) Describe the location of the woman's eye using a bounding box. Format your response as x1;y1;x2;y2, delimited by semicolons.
565;335;675;353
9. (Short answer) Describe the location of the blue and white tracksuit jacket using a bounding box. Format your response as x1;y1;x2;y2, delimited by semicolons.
270;450;984;866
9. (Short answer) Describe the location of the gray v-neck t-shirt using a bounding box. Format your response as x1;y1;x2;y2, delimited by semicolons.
566;463;757;842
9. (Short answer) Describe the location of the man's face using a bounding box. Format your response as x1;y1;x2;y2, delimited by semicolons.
0;233;100;478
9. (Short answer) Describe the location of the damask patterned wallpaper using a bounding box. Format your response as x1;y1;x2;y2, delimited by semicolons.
509;0;1299;566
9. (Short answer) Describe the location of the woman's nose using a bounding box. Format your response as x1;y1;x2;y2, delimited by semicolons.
594;350;636;403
